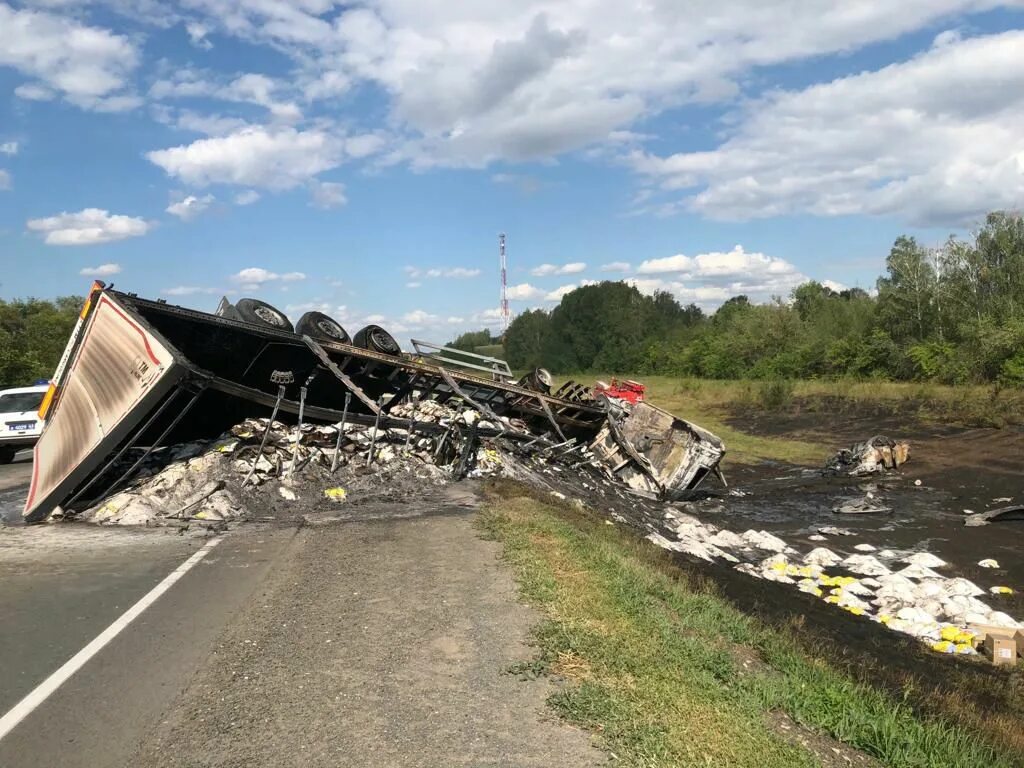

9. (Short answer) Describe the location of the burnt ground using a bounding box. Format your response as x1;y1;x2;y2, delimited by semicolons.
697;404;1024;745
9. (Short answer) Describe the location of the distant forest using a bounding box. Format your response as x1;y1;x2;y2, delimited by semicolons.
0;296;81;386
495;212;1024;384
3;212;1023;388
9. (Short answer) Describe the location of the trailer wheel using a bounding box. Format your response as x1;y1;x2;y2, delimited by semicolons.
296;312;350;344
0;447;16;465
353;324;401;356
235;298;294;333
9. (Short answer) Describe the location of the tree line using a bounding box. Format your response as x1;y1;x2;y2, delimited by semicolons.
501;212;1024;385
0;296;81;388
3;212;1022;389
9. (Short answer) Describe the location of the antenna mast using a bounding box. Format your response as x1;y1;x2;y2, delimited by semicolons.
499;232;510;333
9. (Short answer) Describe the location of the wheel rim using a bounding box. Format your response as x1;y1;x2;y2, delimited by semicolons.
254;306;285;327
370;328;400;354
317;318;344;339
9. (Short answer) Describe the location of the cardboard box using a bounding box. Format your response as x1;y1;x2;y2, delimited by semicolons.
983;634;1020;666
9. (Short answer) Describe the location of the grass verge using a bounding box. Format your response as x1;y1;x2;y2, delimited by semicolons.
480;485;1018;767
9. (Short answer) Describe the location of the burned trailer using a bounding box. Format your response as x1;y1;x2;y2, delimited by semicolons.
24;284;726;522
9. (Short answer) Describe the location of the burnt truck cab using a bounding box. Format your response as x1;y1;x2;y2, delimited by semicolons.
24;283;725;522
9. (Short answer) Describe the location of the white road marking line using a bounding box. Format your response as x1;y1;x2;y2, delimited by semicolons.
0;537;222;742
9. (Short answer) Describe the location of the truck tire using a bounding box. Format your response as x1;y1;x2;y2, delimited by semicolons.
0;447;16;465
353;325;401;356
296;312;350;344
235;298;294;333
518;367;553;394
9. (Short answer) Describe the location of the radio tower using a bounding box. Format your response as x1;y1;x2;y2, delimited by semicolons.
499;232;510;334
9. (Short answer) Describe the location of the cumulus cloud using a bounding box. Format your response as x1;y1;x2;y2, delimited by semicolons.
167;0;1014;168
186;21;213;50
625;244;819;308
150;69;301;121
309;180;346;209
0;141;17;156
0;3;140;111
166;193;215;220
401;309;438;326
530;262;586;277
629;30;1024;226
79;263;122;277
147;126;345;189
506;283;544;301
26;208;149;245
234;189;261;205
230;267;306;288
600;261;631;273
544;284;577;301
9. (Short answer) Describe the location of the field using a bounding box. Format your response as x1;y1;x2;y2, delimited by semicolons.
480;486;1022;767
482;375;1024;766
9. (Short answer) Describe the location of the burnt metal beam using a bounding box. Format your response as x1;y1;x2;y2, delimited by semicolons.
302;335;381;415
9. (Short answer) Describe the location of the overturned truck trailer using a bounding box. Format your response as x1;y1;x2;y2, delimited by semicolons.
24;284;725;522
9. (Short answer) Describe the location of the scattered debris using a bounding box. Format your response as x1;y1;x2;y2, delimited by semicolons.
833;498;892;515
963;504;1024;527
824;436;910;476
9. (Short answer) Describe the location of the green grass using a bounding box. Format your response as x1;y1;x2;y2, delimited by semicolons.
550;375;1024;464
480;487;1017;768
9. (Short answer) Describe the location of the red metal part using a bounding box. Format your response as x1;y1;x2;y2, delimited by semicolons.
595;378;646;404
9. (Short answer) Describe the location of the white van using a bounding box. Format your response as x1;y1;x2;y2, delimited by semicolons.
0;385;48;464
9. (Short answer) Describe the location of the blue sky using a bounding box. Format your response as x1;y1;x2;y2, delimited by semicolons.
1;1;1022;340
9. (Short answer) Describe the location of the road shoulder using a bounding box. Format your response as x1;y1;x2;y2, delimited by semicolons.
131;509;603;767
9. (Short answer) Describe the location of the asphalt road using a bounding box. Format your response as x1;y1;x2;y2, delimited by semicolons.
0;459;599;767
0;450;34;523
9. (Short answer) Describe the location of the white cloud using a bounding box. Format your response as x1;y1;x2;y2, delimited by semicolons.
407;266;481;279
149;69;302;122
230;267;307;287
26;208;149;246
0;170;9;190
0;141;17;156
406;281;422;288
14;83;54;101
822;279;848;292
629;30;1024;226
309;180;347;209
401;309;438;326
470;307;508;327
163;285;221;296
626;245;814;307
600;261;631;273
147;126;344;189
79;263;122;277
545;284;577;301
166;193;215;221
530;261;586;277
234;189;261;205
507;282;544;301
186;21;213;50
219;0;1007;168
0;4;139;111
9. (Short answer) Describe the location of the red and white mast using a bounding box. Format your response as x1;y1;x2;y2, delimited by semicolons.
499;232;510;333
